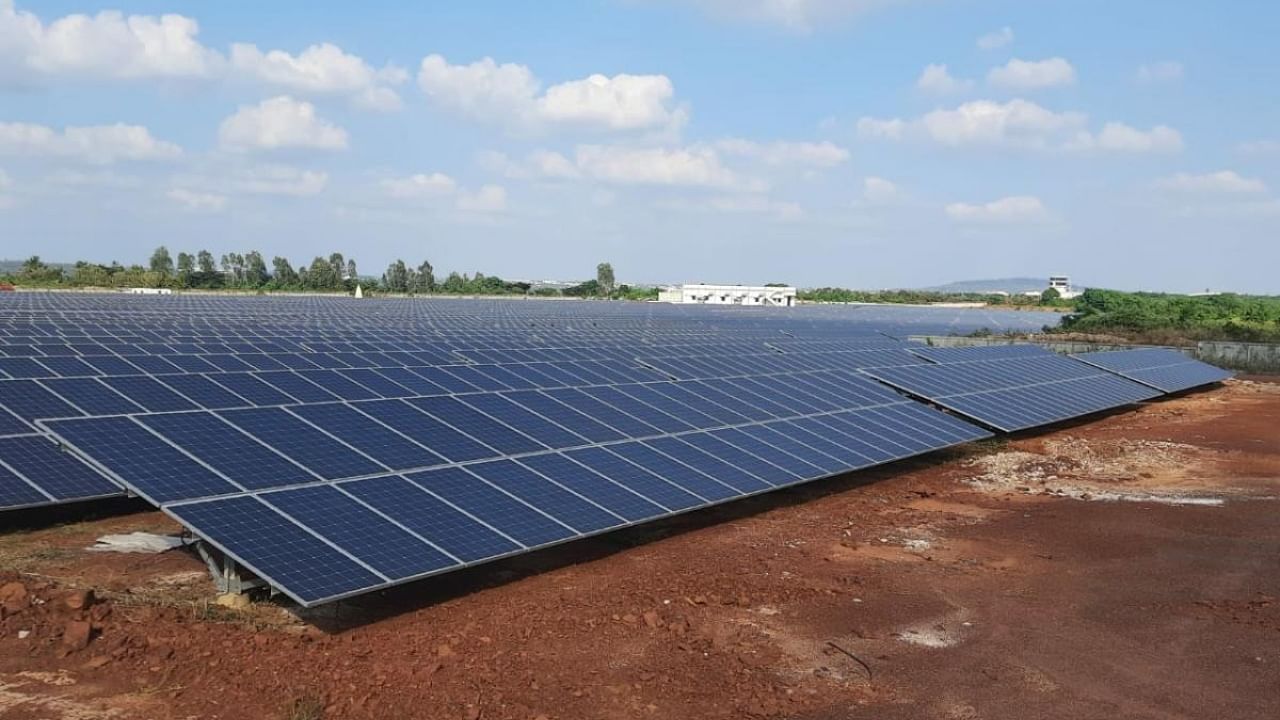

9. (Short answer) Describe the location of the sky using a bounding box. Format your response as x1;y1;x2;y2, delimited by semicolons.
1;0;1277;292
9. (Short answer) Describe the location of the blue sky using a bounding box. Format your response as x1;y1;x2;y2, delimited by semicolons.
1;0;1277;292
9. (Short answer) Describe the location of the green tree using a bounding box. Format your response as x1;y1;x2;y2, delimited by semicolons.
176;252;195;288
328;253;346;283
345;259;357;282
441;271;466;293
596;262;615;297
1040;287;1061;305
271;257;299;286
244;251;269;287
149;246;174;276
197;250;216;274
383;260;410;292
417;260;435;292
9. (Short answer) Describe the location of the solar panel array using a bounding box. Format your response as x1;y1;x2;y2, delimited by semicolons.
862;355;1163;432
0;294;1231;606
1070;348;1233;393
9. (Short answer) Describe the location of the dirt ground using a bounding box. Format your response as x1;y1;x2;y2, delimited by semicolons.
1;379;1278;720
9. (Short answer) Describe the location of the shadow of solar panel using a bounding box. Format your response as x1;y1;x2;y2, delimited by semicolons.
1070;348;1232;393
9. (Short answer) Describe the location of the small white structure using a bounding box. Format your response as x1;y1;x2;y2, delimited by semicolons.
125;287;172;295
660;284;796;307
1046;275;1081;299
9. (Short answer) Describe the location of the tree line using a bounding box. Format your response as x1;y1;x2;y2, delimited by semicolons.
2;250;657;299
1055;288;1280;343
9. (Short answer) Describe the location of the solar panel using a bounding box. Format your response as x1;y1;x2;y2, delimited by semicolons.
861;355;1161;432
0;435;123;511
1070;348;1232;393
909;344;1055;364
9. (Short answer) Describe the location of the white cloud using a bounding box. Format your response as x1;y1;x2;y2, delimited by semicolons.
862;176;900;204
233;165;328;196
218;96;349;152
916;63;973;95
417;54;685;134
381;172;457;199
229;42;406;111
946;195;1049;223
660;194;803;220
0;4;223;82
573;144;760;190
1136;61;1183;84
977;26;1014;50
714;138;849;166
681;0;906;32
0;121;182;164
1069;122;1183;153
920;99;1085;147
856;116;905;140
987;57;1076;90
1155;171;1266;195
859;100;1179;154
167;187;226;211
455;184;507;212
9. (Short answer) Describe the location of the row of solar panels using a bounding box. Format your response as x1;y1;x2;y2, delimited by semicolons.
1;337;1231;607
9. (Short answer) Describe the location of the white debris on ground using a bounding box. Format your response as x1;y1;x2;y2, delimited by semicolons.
87;532;187;554
963;438;1226;506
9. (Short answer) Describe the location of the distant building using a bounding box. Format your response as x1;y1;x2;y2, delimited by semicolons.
1046;275;1081;299
659;283;796;307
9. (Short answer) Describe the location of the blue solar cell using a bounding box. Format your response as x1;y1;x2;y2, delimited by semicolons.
41;378;144;415
470;365;539;390
165;355;221;373
0;358;57;379
139;412;314;490
499;390;625;443
681;431;802;484
731;424;846;474
266;354;321;371
289;403;445;470
98;375;197;412
517;452;666;522
500;364;566;388
235;354;289;372
578;385;696;432
610;384;722;430
354;399;495;462
541;388;663;438
564;446;703;511
643;383;751;425
370;367;448;396
0;435;120;501
457;393;589;449
265;485;458;579
203;355;258;372
606;443;739;501
644;436;772;493
407;366;480;393
81;356;141;376
1071;348;1231;393
166;495;383;605
157;374;252;410
0;379;85;421
208;373;297;406
409;396;545;455
44;416;237;503
338;368;416;398
0;463;48;508
0;407;32;436
120;355;184;375
36;356;99;378
438;365;510;392
405;466;574;546
253;371;339;404
295;369;379;401
342;475;520;562
468;459;622;533
219;407;383;479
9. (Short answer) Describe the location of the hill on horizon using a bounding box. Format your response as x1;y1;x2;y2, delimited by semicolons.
920;277;1069;294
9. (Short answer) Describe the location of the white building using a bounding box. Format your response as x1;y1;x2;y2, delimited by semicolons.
659;283;796;307
1047;275;1081;299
